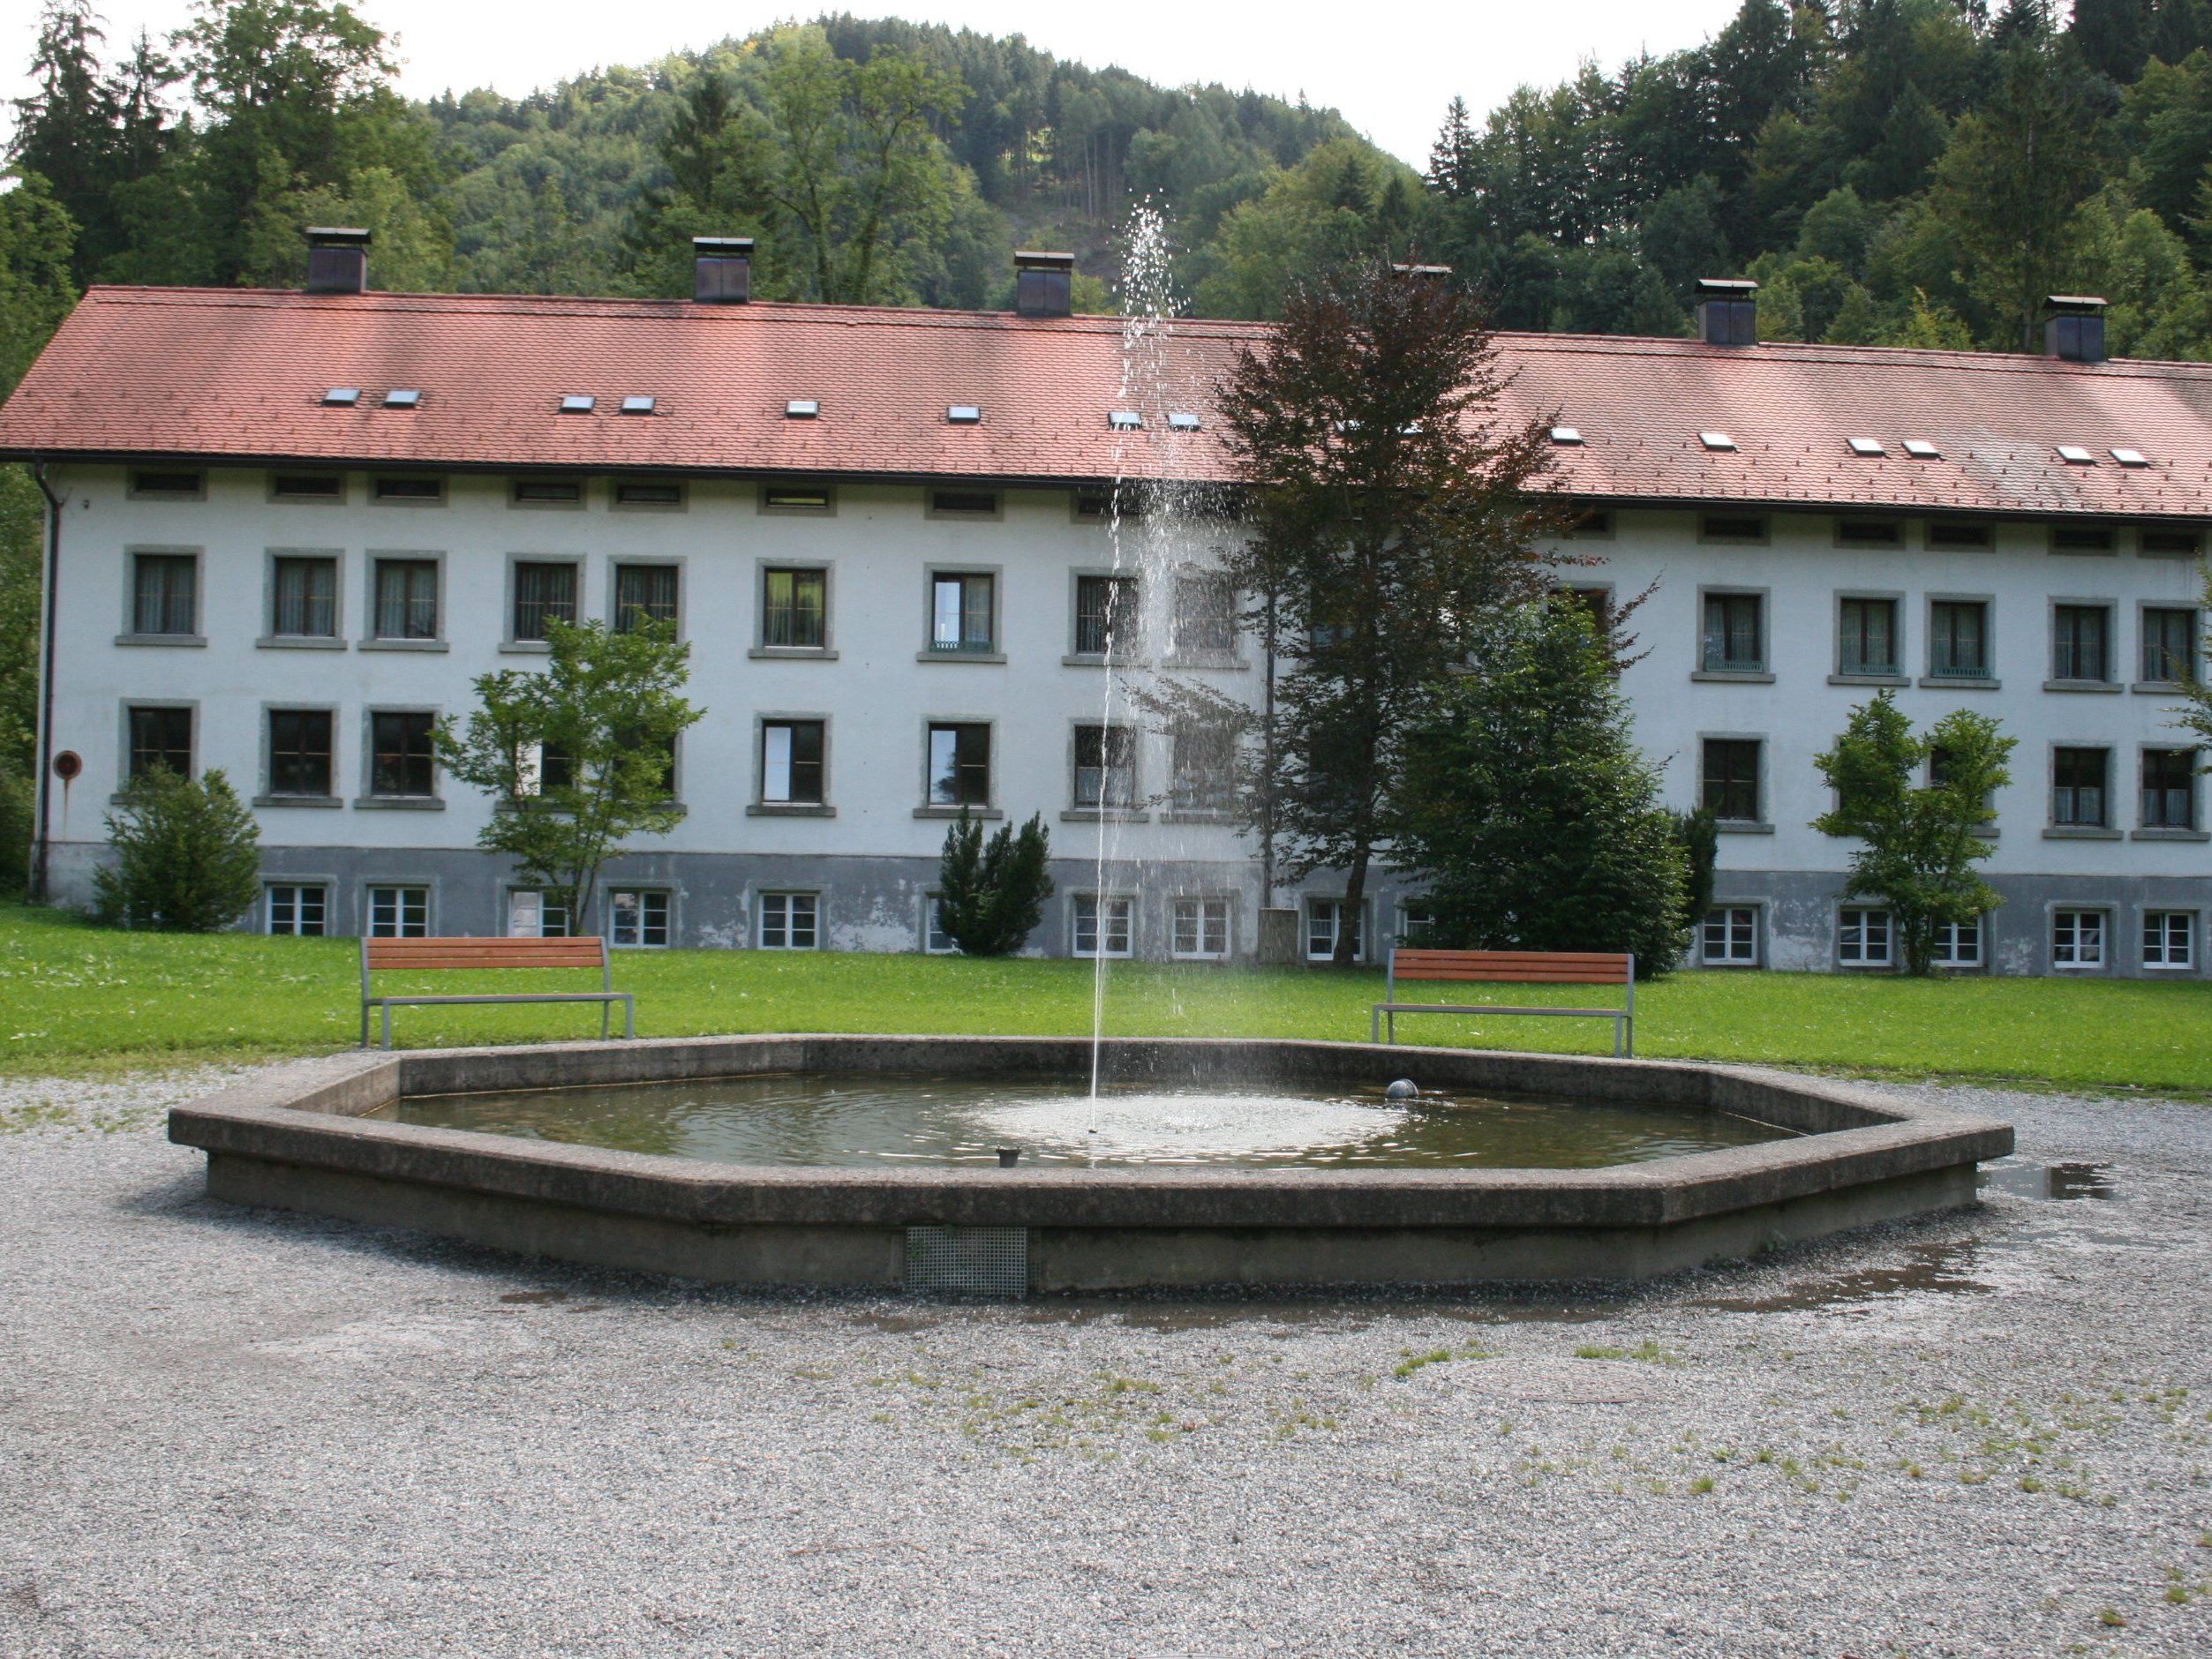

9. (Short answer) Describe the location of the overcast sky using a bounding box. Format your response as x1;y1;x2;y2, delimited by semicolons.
5;1;1748;168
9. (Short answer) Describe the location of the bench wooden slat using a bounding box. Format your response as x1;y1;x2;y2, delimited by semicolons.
1390;948;1631;987
360;935;629;1048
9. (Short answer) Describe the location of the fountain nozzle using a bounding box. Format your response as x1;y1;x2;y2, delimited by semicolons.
1384;1079;1418;1102
997;1146;1021;1167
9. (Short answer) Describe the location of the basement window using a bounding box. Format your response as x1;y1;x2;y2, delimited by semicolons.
1549;426;1584;446
511;477;583;507
620;395;656;416
1699;431;1736;452
559;394;595;415
1926;521;1994;551
1698;513;1766;543
946;405;982;424
1847;438;1885;457
2141;527;2203;557
786;399;820;419
271;472;343;501
382;388;421;409
761;484;833;514
2057;445;2095;465
321;387;360;406
1902;439;1942;459
2111;447;2149;467
612;479;684;510
372;476;444;503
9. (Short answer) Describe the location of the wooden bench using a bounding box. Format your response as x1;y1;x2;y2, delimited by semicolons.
1372;948;1636;1055
359;935;635;1050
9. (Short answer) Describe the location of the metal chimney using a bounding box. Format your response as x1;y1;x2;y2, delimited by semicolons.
2046;296;2109;363
1013;251;1074;318
694;236;755;304
1694;278;1759;346
305;227;370;296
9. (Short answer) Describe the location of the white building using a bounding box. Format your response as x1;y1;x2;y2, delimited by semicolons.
1;238;2204;975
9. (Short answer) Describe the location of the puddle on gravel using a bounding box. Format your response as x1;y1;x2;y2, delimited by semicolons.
1978;1160;2118;1201
1690;1240;1992;1312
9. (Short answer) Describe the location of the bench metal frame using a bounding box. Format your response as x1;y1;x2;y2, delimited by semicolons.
359;936;636;1050
1372;948;1635;1056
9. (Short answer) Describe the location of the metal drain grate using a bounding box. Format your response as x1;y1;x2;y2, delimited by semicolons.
904;1225;1028;1296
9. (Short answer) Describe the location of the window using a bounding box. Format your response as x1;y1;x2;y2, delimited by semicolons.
1702;906;1759;965
132;552;197;635
2141;527;2203;557
513;740;572;798
761;484;831;512
929;488;998;516
266;883;327;936
369;711;436;798
372;477;442;503
1073;724;1137;810
127;707;191;779
1699;514;1765;542
1172;574;1238;657
2143;912;2196;970
927;723;990;807
1839;907;1892;967
271;556;336;638
1926;521;1993;551
372;559;438;640
511;477;583;507
762;567;827;649
929;574;994;652
1701;593;1764;672
508;890;569;937
1074;487;1142;522
1075;574;1137;657
758;891;818;950
2050;525;2115;552
1305;899;1362;963
130;469;201;497
511;562;577;642
1569;510;1612;537
613;564;678;633
2143;607;2197;684
2052;604;2110;681
2142;748;2197;830
923;896;957;954
1836;519;1903;547
267;709;333;797
1930;601;1990;678
1172;897;1230;960
271;473;342;501
368;885;428;938
1702;739;1762;822
2052;909;2105;970
608;890;671;949
1170;724;1237;814
613;479;683;509
1396;905;1437;945
1839;597;1898;675
1073;895;1132;958
761;720;825;805
2051;747;2109;828
1932;917;1983;969
1559;587;1613;632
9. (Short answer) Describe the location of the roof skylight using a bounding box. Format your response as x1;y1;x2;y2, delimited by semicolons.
322;387;359;406
786;399;820;419
1109;410;1143;430
947;404;982;424
2111;447;2149;467
1901;439;1941;459
1550;426;1584;446
2056;444;2095;464
1168;411;1200;432
620;395;656;415
560;394;595;414
1699;431;1736;451
1847;437;1885;456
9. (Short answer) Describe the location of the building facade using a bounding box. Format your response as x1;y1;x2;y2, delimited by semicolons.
2;243;2205;975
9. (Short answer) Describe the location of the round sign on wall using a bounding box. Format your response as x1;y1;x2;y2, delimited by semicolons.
51;750;81;781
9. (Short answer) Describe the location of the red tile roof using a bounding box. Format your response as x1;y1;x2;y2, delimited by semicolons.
5;284;2212;521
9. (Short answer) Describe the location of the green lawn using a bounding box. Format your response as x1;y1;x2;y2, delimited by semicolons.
1;901;2207;1093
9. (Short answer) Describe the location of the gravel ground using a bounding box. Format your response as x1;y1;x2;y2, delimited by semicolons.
4;1066;2209;1657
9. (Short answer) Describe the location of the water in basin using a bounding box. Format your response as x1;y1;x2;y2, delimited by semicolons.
379;1072;1794;1170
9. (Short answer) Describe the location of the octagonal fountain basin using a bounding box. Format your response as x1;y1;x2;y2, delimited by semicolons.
168;1036;2013;1294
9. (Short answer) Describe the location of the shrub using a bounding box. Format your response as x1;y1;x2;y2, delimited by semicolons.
936;809;1055;956
93;768;263;931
